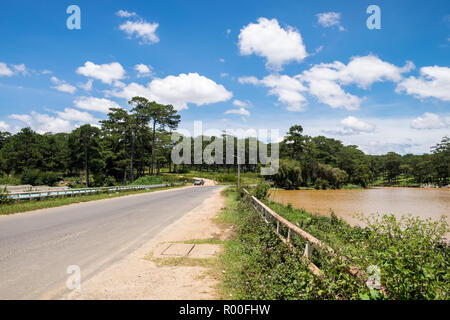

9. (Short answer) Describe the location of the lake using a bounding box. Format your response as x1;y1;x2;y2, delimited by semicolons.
269;187;450;226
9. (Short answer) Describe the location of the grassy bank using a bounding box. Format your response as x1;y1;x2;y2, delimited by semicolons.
218;187;449;300
0;184;185;216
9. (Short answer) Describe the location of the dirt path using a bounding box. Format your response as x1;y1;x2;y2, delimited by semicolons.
63;186;226;300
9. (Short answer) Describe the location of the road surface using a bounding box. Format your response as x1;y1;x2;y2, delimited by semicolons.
0;186;223;299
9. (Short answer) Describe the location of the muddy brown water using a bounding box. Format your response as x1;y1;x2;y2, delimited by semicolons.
269;187;450;226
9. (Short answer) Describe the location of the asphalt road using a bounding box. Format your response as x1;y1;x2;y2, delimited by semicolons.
0;186;223;299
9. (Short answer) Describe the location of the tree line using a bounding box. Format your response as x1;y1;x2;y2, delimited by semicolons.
0;100;448;189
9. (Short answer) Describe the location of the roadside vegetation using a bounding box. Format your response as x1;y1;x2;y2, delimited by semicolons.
0;184;185;216
219;187;449;300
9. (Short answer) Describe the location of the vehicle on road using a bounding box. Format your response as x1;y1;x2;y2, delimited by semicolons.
194;179;204;186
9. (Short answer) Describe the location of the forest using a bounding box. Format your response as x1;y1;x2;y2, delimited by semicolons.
0;97;448;189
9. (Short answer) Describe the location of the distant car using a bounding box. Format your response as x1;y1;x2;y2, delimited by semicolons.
194;179;204;186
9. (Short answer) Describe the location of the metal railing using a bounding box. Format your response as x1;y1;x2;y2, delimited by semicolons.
243;188;389;296
8;184;182;201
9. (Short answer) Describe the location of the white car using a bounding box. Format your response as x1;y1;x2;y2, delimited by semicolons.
194;179;204;186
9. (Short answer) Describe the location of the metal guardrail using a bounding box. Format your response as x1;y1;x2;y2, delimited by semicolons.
8;184;182;201
242;188;389;296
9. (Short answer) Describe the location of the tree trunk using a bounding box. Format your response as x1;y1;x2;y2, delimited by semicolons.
84;142;89;187
151;120;157;175
130;131;135;182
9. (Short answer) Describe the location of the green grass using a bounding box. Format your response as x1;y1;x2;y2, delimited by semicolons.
0;184;185;216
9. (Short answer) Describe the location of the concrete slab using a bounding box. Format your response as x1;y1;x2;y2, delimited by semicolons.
161;243;194;256
188;244;222;258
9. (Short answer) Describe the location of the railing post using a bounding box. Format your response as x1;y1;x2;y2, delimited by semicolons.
287;228;291;243
276;221;280;234
304;241;313;259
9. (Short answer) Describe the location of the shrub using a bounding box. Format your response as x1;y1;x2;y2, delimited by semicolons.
215;174;237;183
253;183;270;200
41;172;60;186
20;169;60;186
316;164;348;189
0;174;21;186
0;187;13;205
264;199;450;300
130;175;163;185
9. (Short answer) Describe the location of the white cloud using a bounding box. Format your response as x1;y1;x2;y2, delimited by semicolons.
0;63;14;76
238;17;307;71
233;99;248;107
341;116;375;132
51;76;77;94
74;96;122;113
411;112;450;130
41;69;52;75
396;66;450;101
116;10;136;18
225;107;250;117
316;12;345;31
300;55;413;110
239;74;308;111
119;20;159;45
107;72;233;111
323;117;375;135
239;55;413;111
10;111;73;134
76;61;126;84
0;121;10;132
134;64;154;77
78;79;93;91
55;108;97;123
12;64;28;75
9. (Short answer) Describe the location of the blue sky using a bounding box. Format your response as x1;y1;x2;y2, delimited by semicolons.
0;0;449;154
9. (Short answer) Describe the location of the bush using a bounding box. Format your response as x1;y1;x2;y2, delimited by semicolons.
253;183;270;200
264;200;450;300
177;166;191;174
41;172;60;186
215;174;237;183
130;175;163;185
21;169;43;186
316;164;348;189
0;174;21;186
0;187;13;205
20;169;60;186
314;178;330;190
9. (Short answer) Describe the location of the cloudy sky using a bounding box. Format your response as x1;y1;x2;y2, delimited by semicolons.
0;0;449;154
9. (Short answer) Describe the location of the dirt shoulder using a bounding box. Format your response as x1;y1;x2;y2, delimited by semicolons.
63;186;226;300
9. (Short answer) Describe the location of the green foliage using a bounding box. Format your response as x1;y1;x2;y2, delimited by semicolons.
265;200;450;300
130;175;164;185
253;183;271;200
273;159;303;190
316;163;348;189
21;169;60;186
0;174;21;186
0;187;13;205
314;177;330;190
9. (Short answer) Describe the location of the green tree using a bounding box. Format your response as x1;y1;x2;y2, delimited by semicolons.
273;159;303;190
68;125;102;187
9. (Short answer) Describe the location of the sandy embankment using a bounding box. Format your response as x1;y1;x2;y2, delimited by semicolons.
63;185;225;300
